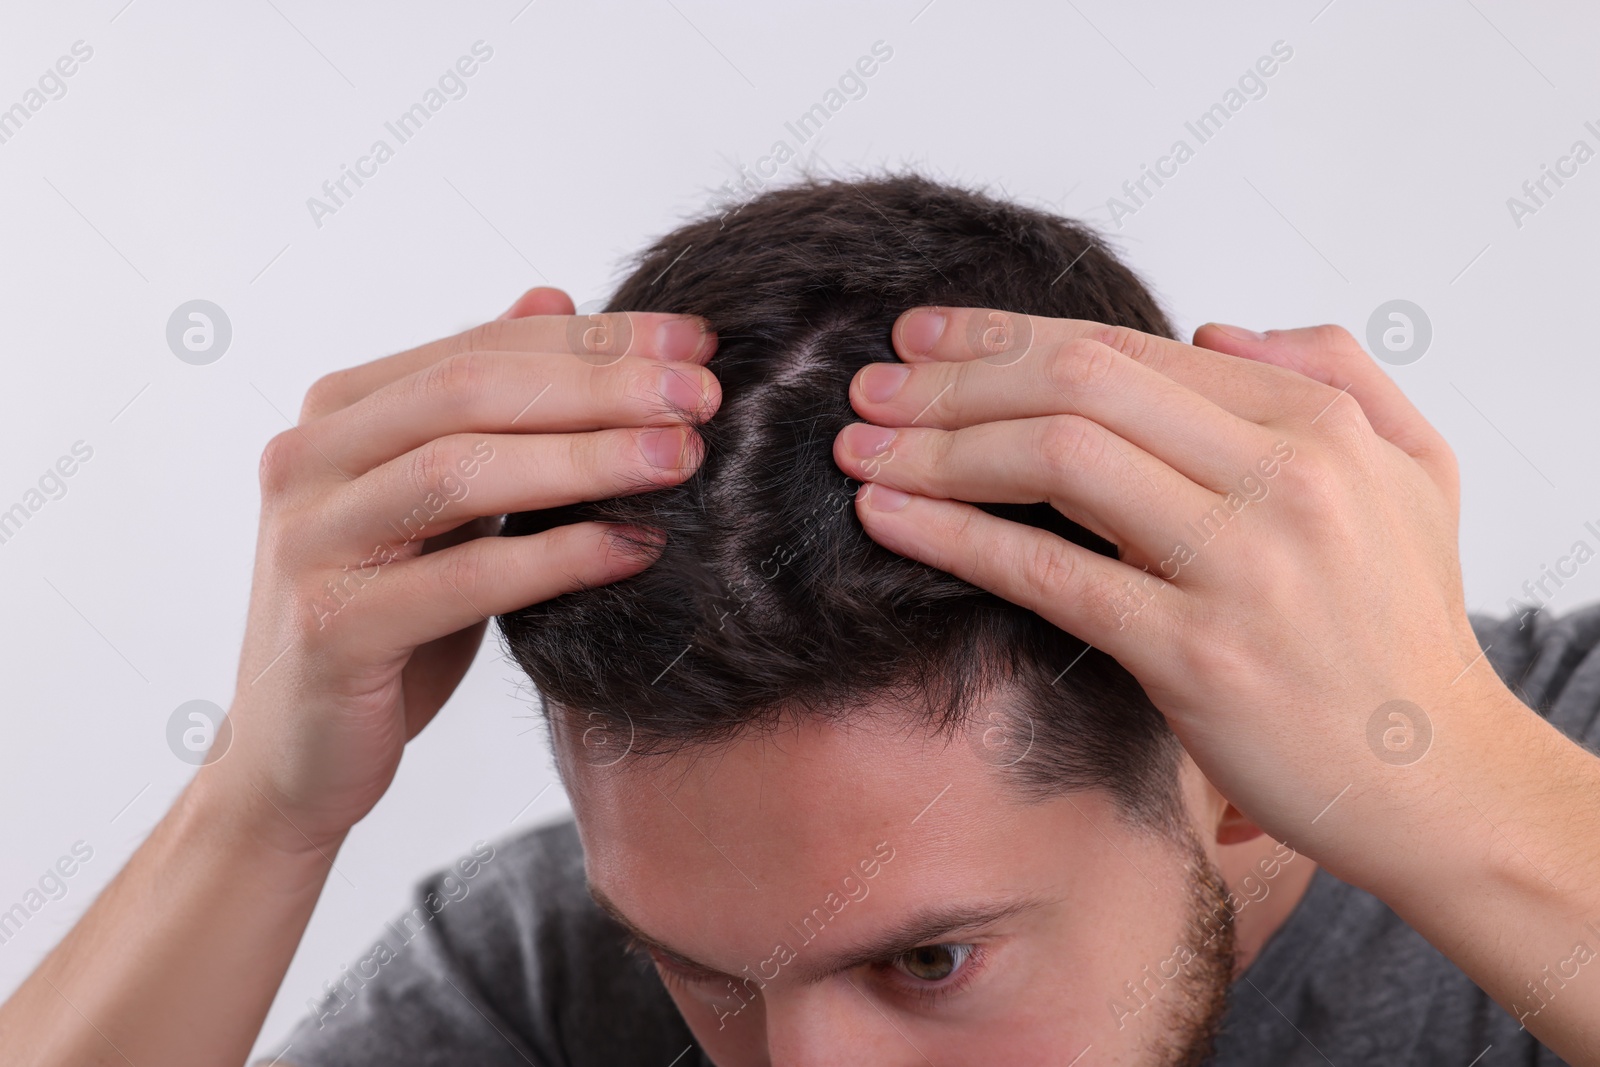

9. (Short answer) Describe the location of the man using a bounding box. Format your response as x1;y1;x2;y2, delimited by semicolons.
2;176;1597;1066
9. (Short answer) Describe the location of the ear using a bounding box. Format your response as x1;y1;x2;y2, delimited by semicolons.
1215;802;1267;846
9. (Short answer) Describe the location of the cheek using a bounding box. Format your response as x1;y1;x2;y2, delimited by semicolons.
971;923;1195;1060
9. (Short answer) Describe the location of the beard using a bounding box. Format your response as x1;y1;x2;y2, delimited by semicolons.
1134;831;1240;1067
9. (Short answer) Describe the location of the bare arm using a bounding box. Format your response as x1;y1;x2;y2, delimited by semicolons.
0;288;718;1066
0;769;338;1065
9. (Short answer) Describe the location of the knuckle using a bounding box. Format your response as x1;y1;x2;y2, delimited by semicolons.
1181;619;1253;682
566;427;610;481
437;544;492;597
1021;538;1080;610
299;371;353;423
406;437;456;503
1275;448;1343;505
1305;388;1372;444
458;319;509;355
1423;435;1460;480
598;312;636;348
1085;322;1155;364
1306;323;1361;355
418;351;492;406
569;312;635;360
258;430;304;496
1049;339;1120;399
1039;415;1106;478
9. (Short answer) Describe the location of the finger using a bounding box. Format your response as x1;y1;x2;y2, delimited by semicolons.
498;286;576;320
298;311;716;424
851;485;1178;666
1192;322;1457;479
306;350;720;477
321;425;702;553
891;306;1326;426
834;415;1219;558
848;336;1280;493
338;522;664;654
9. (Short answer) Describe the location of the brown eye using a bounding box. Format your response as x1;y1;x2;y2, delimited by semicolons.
893;943;971;982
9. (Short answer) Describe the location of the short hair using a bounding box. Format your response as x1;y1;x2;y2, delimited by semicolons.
498;174;1187;832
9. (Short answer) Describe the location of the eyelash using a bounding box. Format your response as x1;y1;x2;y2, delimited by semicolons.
623;934;990;1007
876;942;990;1007
624;934;721;992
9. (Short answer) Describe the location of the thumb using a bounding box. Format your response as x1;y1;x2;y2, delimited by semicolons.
1193;322;1455;483
498;286;576;320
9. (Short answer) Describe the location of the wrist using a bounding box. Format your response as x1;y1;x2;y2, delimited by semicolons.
183;762;351;877
1347;683;1581;910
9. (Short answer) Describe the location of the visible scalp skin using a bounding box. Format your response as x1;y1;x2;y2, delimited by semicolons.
498;174;1188;827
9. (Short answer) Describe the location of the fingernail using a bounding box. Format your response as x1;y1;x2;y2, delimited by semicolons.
865;483;911;512
843;422;898;459
658;317;710;360
861;362;911;403
639;426;689;469
658;367;704;413
899;308;947;355
1207;322;1267;342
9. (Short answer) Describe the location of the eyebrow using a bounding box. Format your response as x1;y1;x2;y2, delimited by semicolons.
587;882;1047;985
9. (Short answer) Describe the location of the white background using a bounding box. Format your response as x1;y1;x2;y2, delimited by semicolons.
1;0;1597;1059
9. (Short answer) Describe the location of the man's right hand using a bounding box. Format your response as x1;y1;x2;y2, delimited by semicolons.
209;286;720;856
0;290;718;1067
0;292;720;1067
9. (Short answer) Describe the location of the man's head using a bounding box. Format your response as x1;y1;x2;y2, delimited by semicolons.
499;175;1252;1064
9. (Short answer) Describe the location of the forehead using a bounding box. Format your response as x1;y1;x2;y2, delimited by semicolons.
566;710;993;872
558;705;1169;955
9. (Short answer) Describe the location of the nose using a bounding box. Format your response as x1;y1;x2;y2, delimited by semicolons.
762;982;927;1067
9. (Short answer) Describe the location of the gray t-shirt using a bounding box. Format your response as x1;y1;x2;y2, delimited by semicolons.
261;604;1600;1066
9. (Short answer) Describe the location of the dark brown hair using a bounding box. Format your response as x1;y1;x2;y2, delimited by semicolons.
498;174;1187;831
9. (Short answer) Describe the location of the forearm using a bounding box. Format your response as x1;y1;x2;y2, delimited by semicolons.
1367;688;1600;1064
0;766;339;1067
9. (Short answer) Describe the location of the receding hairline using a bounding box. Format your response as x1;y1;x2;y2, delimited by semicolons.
548;691;1198;846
